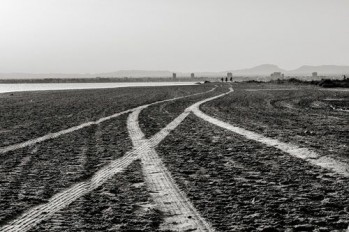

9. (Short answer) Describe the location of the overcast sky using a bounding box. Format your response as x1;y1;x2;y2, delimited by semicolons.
0;0;348;73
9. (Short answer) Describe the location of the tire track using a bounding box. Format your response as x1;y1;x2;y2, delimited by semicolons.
0;87;215;155
0;150;139;232
124;87;233;231
245;88;298;91
128;106;214;231
149;88;235;146
0;87;218;231
192;90;349;177
0;110;131;154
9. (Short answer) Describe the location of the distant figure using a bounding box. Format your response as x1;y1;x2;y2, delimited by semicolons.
230;77;233;82
344;75;347;80
225;77;228;82
221;77;224;82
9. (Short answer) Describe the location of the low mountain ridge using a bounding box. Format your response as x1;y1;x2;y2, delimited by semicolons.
1;65;348;79
287;65;349;75
227;64;285;76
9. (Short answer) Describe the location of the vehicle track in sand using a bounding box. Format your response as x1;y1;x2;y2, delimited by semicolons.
155;114;349;231
2;84;347;231
128;107;213;231
0;87;216;155
192;95;349;177
0;86;220;232
0;149;140;232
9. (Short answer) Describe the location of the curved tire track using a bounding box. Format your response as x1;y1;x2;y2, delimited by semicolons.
0;87;215;155
192;89;349;177
124;87;233;231
0;150;139;232
128;107;213;231
0;86;218;232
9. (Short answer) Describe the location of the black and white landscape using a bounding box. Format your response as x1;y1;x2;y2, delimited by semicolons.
0;1;348;231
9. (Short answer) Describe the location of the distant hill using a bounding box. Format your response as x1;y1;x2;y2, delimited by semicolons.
0;70;224;79
0;71;175;79
96;70;174;78
1;64;349;79
287;65;349;76
227;64;285;76
0;73;92;79
93;70;226;78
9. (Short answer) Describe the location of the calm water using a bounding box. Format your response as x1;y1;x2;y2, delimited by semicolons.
0;82;197;94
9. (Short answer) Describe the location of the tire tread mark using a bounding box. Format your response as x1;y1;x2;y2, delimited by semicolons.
193;88;349;177
0;87;217;232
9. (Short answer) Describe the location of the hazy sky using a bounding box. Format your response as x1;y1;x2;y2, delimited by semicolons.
0;0;348;73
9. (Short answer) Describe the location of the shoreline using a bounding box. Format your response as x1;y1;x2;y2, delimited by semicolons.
0;81;201;94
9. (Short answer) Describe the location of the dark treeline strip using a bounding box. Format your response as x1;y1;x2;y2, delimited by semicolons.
266;77;349;88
